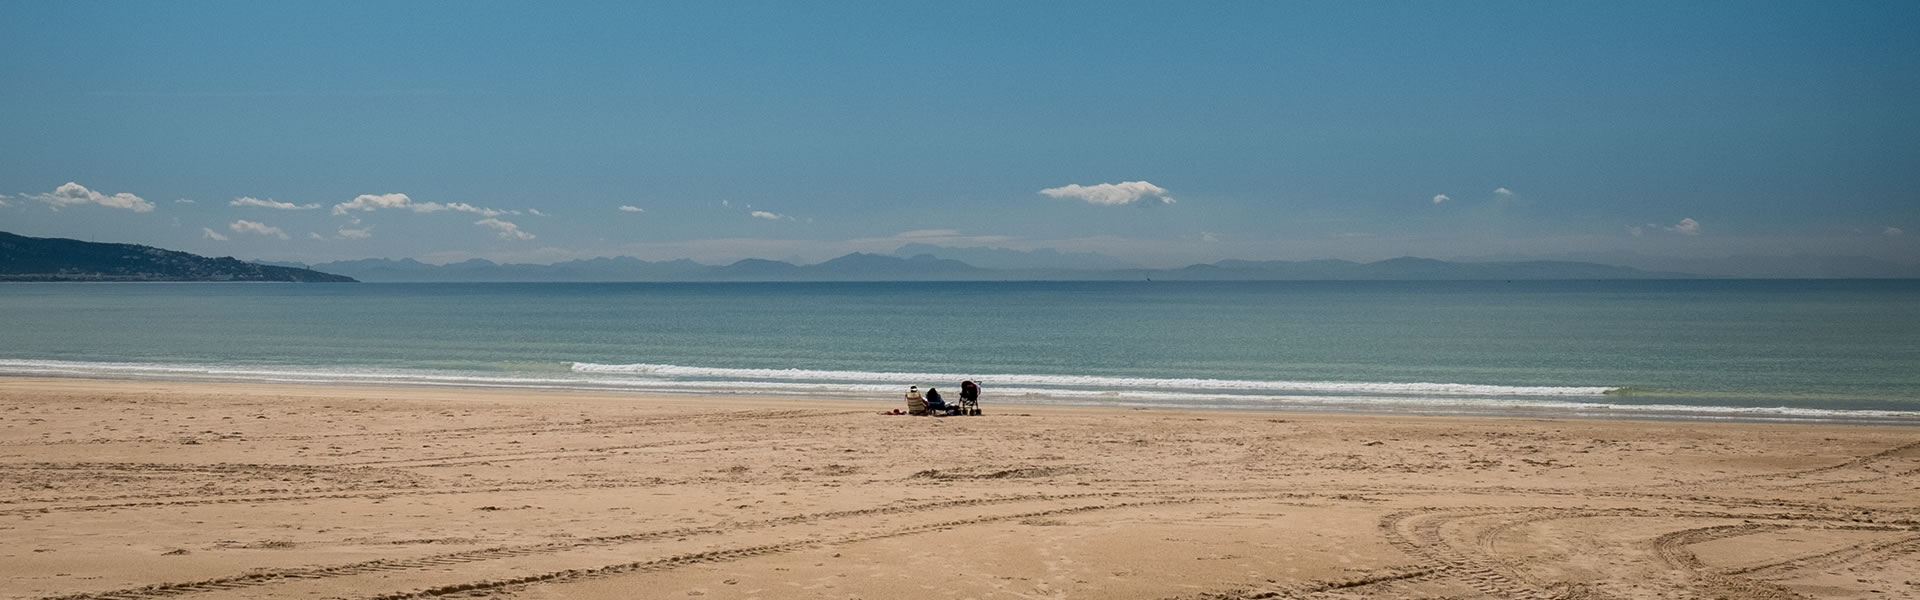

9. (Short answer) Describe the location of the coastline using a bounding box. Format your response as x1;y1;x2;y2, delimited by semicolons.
7;363;1917;426
4;376;1916;599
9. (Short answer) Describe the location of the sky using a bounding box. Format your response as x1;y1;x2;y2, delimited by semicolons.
2;1;1917;267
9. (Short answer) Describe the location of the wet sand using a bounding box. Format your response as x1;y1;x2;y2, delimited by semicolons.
2;377;1916;600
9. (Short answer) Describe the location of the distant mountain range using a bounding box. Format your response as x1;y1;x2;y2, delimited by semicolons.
13;229;1911;283
0;231;354;282
890;243;1141;270
288;251;1691;282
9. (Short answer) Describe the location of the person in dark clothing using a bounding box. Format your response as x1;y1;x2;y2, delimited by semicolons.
924;387;949;415
958;380;981;415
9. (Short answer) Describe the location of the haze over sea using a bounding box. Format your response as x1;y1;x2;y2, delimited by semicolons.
2;280;1916;422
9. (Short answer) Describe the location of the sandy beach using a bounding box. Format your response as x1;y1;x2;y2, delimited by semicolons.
1;378;1915;600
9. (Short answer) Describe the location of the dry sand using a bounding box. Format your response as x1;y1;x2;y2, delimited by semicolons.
1;377;1916;600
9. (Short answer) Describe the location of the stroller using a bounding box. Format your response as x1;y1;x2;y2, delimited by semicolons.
956;380;982;416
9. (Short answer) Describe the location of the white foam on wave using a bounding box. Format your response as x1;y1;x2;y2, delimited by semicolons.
6;359;1916;422
570;361;1618;397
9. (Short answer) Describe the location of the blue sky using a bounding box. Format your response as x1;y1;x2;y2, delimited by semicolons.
2;1;1916;266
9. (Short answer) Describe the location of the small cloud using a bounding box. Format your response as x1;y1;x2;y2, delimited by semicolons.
201;227;228;241
331;193;516;217
1432;194;1449;205
1493;187;1514;199
1627;225;1644;237
426;202;516;217
1665;217;1701;235
174;198;196;205
1886;226;1905;237
1201;232;1221;243
30;182;155;212
750;210;784;220
333;193;413;215
475;217;534;241
618;205;645;213
0;194;10;207
1039;181;1174;206
307;232;326;240
230;219;289;240
336;226;373;239
721;200;730;207
528;208;547;217
231;196;319;210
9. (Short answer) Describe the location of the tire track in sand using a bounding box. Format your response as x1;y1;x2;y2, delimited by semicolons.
349;496;1244;600
40;491;1299;600
40;490;1328;600
1158;565;1441;600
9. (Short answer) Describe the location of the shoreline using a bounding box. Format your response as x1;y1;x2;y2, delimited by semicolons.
5;370;1916;427
4;376;1916;599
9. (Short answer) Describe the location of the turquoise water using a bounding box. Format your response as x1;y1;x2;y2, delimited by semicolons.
2;280;1917;422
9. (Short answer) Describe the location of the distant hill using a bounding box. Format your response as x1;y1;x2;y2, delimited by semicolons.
890;243;1140;270
305;256;710;282
308;252;1685;282
0;231;355;282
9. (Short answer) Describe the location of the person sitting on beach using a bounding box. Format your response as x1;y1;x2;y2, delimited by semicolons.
905;385;927;416
924;387;948;416
959;380;981;415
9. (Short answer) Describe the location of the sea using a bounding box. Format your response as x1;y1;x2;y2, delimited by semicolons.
2;280;1917;424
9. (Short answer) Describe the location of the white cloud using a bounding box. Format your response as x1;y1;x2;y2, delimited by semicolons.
30;182;155;212
230;219;289;240
308;232;327;240
332;193;414;215
528;208;547;217
1432;194;1449;205
0;194;10;207
1627;225;1644;237
475;218;534;241
1039;181;1174;206
618;205;645;213
1886;227;1905;237
1201;232;1221;243
336;226;373;239
423;202;516;217
331;193;518;218
750;210;784;220
174;198;196;205
201;227;228;241
1494;187;1514;199
1665;217;1701;235
231;196;319;210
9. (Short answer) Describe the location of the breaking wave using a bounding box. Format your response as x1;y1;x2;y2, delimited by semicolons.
569;362;1618;397
2;359;1915;423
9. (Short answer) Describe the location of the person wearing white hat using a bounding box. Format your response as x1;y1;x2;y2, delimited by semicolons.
904;386;927;416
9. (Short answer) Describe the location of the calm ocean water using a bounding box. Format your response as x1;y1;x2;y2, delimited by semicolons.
2;280;1917;422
